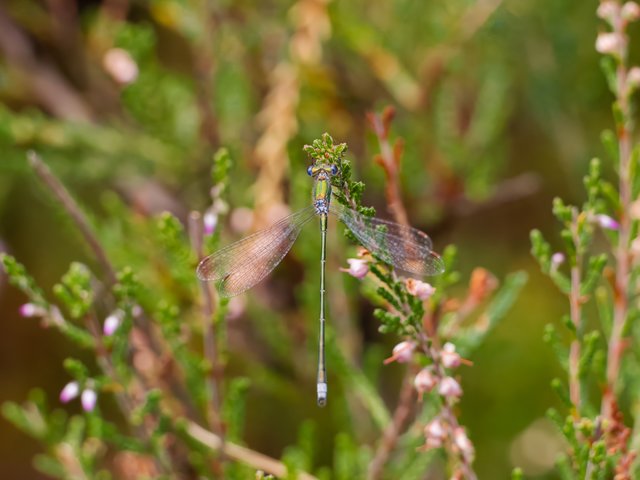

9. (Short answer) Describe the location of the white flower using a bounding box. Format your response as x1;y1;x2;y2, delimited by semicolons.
405;279;436;300
102;48;138;85
423;418;447;449
81;389;97;412
203;210;218;236
596;32;624;56
59;381;80;403
103;310;123;336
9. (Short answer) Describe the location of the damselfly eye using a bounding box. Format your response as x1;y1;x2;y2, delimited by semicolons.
330;164;339;175
307;165;314;176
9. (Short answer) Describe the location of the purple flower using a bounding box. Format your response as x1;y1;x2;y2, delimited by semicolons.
19;303;44;318
59;381;80;403
595;214;620;230
103;311;123;336
203;210;218;236
81;389;97;412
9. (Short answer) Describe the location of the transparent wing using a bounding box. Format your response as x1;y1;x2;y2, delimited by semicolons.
196;206;316;297
330;202;444;276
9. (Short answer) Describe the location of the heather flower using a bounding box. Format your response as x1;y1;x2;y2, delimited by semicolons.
81;388;97;412
551;252;565;269
596;32;624;56
203;210;218;236
340;258;369;279
628;67;640;91
597;1;620;22
414;367;437;398
383;341;415;364
595;213;620;230
19;303;44;318
438;376;463;398
453;427;475;462
622;1;640;21
103;310;123;336
441;342;462;369
405;278;435;300
423;418;447;449
102;48;138;85
59;381;80;403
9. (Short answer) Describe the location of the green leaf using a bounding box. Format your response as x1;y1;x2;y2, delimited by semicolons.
599;57;618;95
543;323;569;371
0;253;47;304
580;254;607;296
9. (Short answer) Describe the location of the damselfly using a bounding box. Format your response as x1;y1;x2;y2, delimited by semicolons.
196;162;444;406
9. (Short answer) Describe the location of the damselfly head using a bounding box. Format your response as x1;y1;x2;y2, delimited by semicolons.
307;163;339;178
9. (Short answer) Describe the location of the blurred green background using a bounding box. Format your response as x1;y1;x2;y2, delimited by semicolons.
0;0;625;478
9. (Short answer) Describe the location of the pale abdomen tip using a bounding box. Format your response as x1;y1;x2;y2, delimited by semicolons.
317;382;327;407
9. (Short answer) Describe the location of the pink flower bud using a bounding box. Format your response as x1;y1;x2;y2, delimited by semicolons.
597;1;620;22
453;427;475;462
595;213;620;230
596;32;624;56
441;342;462;369
405;279;436;300
59;381;80;403
628;67;640;91
383;341;416;364
19;303;44;318
340;258;369;279
103;311;123;336
425;418;446;440
438;376;463;398
622;1;640;21
81;389;97;412
551;252;565;269
103;48;138;85
203;210;218;236
414;367;437;396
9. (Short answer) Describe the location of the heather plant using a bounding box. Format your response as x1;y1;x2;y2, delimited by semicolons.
1;126;525;478
530;1;640;478
0;0;614;479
